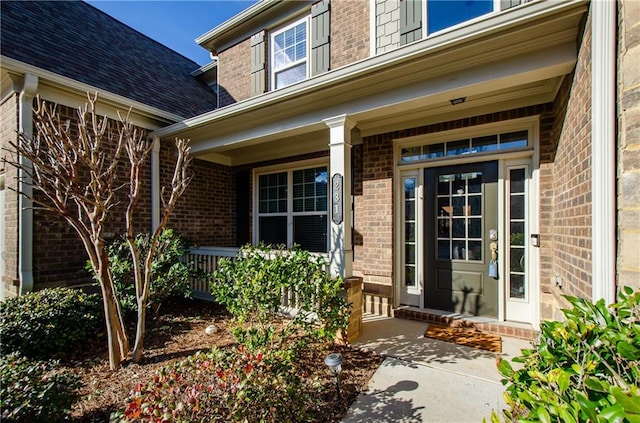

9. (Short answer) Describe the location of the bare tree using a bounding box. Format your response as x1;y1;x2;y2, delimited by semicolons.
5;93;192;369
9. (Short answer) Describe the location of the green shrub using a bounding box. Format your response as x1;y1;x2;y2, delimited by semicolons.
0;353;81;422
104;229;205;316
114;346;307;423
210;244;349;352
492;286;640;423
0;287;102;359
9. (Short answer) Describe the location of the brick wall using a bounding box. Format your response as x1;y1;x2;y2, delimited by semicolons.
30;103;153;288
330;0;370;69
617;0;640;289
539;10;592;320
162;147;235;247
357;105;553;292
217;37;252;108
374;0;400;54
0;93;19;297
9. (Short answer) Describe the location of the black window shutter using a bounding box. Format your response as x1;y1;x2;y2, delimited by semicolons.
400;0;422;45
311;0;330;76
250;31;266;96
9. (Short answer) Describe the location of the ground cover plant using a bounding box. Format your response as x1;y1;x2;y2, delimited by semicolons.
492;286;640;422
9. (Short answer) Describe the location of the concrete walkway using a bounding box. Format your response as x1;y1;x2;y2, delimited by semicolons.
343;315;532;423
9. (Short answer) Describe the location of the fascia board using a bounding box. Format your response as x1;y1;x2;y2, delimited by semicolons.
0;56;185;125
154;0;587;140
186;40;575;154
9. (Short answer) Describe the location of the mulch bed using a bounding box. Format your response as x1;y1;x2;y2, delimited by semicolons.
64;298;382;422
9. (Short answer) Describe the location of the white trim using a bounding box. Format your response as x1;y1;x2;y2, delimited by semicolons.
369;0;377;57
1;56;184;124
591;0;616;305
18;73;38;295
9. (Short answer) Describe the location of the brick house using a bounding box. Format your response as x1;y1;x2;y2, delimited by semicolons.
1;0;638;335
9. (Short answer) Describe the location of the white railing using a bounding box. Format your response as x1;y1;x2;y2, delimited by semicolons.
188;246;239;298
189;246;333;316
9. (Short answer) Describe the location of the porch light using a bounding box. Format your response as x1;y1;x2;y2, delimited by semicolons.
324;353;343;399
450;96;467;105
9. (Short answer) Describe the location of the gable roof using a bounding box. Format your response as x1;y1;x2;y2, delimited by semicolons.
1;0;218;119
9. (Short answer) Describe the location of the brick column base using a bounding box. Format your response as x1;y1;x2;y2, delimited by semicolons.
337;276;363;344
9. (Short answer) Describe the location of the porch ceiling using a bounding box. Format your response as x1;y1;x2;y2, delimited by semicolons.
153;0;587;166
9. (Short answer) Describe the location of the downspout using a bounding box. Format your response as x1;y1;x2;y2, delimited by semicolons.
591;0;616;304
151;136;160;232
18;73;38;294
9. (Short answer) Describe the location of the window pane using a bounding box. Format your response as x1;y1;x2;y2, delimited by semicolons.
467;241;482;261
259;216;287;247
452;218;465;238
472;135;498;153
424;143;444;159
510;168;525;193
500;130;528;150
438;240;450;260
510;248;525;273
468;218;481;238
510;222;525;245
427;0;493;34
293;215;327;252
510;195;525;219
293;167;327;213
509;274;525;299
401;146;422;162
275;63;307;89
452;240;465;260
437;218;450;238
446;139;470;156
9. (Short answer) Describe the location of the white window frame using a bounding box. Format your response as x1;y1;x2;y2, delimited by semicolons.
253;158;330;252
270;16;310;90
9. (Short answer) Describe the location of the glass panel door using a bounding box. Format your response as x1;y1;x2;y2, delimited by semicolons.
505;164;532;323
400;172;421;307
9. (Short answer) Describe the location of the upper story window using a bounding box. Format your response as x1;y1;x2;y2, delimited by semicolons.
399;0;518;46
271;18;309;90
427;0;493;34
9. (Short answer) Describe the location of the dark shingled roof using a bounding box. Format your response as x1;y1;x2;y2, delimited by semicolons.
1;0;218;119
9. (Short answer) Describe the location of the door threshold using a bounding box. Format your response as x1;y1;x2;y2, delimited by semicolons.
394;306;537;341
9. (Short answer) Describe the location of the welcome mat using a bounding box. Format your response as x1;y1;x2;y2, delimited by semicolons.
424;324;502;353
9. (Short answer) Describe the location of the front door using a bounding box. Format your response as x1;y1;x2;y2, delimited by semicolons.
424;161;498;318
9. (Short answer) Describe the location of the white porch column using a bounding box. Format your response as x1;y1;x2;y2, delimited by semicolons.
591;0;616;305
18;73;38;294
324;115;355;278
151;136;161;232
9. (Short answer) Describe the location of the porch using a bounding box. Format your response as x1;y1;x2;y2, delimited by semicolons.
189;246;537;341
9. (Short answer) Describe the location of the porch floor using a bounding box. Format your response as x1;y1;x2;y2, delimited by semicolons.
393;306;538;341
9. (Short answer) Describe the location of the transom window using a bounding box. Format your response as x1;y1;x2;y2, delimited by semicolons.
400;130;528;163
256;165;328;253
271;18;308;90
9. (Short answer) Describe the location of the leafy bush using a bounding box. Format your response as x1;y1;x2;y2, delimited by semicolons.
492;286;640;423
1;353;81;422
210;244;349;351
114;346;307;423
0;287;102;359
105;229;205;316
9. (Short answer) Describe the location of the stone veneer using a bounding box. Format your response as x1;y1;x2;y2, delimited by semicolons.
617;0;640;289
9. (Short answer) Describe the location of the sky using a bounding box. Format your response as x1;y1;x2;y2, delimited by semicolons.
86;0;258;66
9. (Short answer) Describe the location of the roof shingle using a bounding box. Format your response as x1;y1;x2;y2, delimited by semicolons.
1;0;218;118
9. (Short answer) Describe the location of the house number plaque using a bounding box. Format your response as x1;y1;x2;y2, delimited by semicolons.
332;173;343;225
